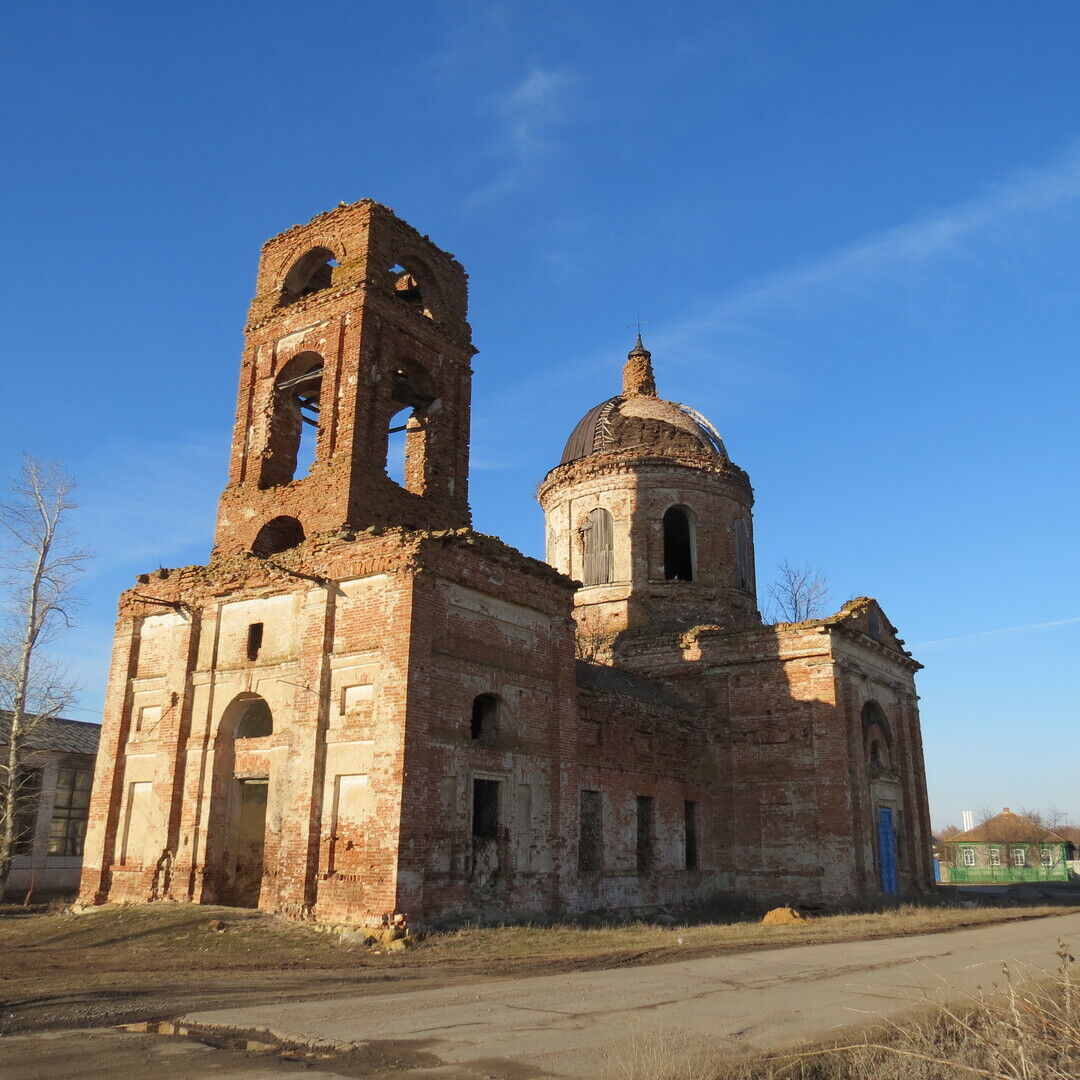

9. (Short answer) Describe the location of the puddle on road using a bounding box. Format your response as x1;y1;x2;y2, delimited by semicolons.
116;1021;447;1076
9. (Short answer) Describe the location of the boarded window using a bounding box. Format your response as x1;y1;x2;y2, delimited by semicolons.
47;767;91;857
636;795;655;873
472;779;500;839
581;507;614;586
663;507;694;581
684;800;698;871
120;781;153;866
578;790;603;873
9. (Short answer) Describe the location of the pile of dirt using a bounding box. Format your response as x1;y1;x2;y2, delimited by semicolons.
760;906;809;926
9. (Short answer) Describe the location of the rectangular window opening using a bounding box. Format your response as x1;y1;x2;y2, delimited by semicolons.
962;847;976;867
472;779;500;840
1040;849;1053;868
636;795;654;874
989;847;1001;866
578;790;603;874
246;622;264;661
13;767;43;855
48;767;92;857
684;800;698;871
1012;847;1026;867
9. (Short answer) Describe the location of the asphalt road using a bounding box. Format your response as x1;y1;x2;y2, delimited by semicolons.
182;911;1080;1078
5;912;1078;1080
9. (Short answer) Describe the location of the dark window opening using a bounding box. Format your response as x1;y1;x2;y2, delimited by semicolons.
13;767;43;855
47;767;91;857
246;622;264;661
235;698;273;739
472;779;500;839
578;789;603;874
252;516;305;558
281;247;338;304
636;795;655;873
581;507;614;586
684;800;699;871
663;507;694;581
470;694;501;742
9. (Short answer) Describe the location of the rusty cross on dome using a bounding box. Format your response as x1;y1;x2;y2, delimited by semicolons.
623;319;656;398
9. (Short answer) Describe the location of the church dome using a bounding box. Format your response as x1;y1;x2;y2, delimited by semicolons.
560;338;728;465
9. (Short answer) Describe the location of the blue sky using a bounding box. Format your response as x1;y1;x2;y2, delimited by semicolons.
2;2;1078;829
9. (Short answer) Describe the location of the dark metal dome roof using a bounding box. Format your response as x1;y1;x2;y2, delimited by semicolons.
560;395;728;465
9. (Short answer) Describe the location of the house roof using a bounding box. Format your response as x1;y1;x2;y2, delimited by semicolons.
947;808;1068;844
0;711;101;757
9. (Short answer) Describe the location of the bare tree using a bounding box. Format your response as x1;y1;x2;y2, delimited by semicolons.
0;459;90;894
766;561;829;623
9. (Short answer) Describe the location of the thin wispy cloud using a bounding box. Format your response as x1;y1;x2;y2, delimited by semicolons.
650;141;1080;354
466;67;569;205
913;616;1080;649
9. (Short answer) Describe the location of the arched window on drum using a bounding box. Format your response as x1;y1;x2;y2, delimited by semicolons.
581;507;614;586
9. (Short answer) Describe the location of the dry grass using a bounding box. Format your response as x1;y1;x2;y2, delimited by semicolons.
614;944;1080;1080
419;904;1080;965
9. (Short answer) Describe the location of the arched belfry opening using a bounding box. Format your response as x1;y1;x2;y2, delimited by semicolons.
252;516;305;557
281;246;338;304
260;352;324;487
663;506;695;581
388;262;436;320
385;361;438;493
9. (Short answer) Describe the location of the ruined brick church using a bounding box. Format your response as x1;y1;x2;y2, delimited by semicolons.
79;200;934;923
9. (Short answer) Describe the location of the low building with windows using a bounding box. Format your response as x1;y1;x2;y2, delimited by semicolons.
78;200;934;924
941;808;1073;884
1;713;100;901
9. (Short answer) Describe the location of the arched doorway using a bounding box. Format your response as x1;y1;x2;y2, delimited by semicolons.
217;694;274;907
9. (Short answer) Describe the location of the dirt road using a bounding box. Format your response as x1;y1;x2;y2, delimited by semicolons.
6;910;1075;1080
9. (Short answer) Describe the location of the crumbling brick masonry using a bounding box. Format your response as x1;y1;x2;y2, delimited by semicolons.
79;201;933;924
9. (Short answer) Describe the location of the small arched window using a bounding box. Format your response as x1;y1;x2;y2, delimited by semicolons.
235;697;273;738
733;518;752;592
470;694;503;742
252;516;305;557
281;247;338;304
581;507;614;586
663;506;695;582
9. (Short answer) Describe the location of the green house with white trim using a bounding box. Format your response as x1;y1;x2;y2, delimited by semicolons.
941;807;1074;884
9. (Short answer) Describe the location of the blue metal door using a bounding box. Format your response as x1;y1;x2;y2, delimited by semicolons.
877;807;899;895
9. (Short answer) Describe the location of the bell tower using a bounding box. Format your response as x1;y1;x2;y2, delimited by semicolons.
213;200;476;558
